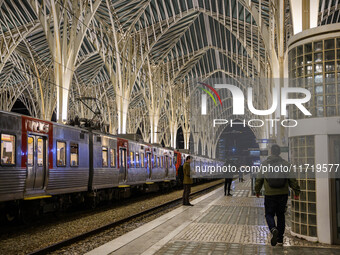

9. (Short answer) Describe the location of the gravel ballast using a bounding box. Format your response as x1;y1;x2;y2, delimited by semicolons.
0;180;223;255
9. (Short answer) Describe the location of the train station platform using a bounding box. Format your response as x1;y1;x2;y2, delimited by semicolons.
86;177;340;255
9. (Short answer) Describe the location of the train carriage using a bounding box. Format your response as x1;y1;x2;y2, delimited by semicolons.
0;110;222;221
0;111;91;202
0;111;24;202
91;132;119;190
48;123;90;195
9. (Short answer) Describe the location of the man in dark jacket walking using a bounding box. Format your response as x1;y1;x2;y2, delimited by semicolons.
255;144;300;246
182;156;193;206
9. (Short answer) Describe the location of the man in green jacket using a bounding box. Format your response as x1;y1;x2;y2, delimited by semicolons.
183;156;193;206
255;144;300;246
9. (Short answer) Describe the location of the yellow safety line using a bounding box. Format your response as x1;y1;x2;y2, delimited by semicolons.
24;195;52;200
145;182;154;184
118;185;130;188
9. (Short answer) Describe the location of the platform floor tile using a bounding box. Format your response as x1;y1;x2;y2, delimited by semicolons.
174;223;269;244
155;241;340;255
213;197;264;207
197;205;267;225
87;177;340;255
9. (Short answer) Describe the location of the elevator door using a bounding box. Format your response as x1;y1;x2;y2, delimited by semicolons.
330;135;340;244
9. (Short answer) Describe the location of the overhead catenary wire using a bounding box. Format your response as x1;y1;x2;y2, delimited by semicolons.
26;0;193;115
2;0;244;138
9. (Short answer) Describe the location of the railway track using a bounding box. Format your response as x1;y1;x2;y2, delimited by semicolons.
28;181;224;255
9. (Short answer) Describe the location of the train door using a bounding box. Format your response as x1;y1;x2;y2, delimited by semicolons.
119;147;127;183
26;135;47;191
165;155;169;178
147;152;152;179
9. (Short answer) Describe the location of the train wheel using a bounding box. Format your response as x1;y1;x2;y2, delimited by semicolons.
90;197;97;209
86;192;97;209
0;202;19;225
19;200;40;224
6;204;18;222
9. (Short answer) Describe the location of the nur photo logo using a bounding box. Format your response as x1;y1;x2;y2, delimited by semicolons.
198;81;312;128
198;82;223;115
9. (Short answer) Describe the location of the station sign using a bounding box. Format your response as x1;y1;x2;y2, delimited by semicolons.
256;139;276;143
280;146;289;152
260;150;268;156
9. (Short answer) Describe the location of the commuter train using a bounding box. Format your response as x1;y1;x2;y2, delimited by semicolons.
0;111;222;221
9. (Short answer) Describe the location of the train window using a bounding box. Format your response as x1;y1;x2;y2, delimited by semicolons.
37;138;44;166
110;149;116;168
140;153;145;167
135;152;140;167
57;141;66;166
102;147;108;167
169;157;172;167
130;151;135;167
153;155;157;167
1;134;15;165
160;157;163;168
27;136;34;166
70;143;79;166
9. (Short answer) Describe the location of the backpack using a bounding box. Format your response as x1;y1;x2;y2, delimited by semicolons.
178;164;184;182
266;178;287;188
263;157;288;188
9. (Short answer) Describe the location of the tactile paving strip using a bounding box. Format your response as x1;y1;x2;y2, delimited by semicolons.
173;223;339;248
197;206;267;225
155;241;340;255
174;223;268;244
213;197;264;207
230;189;250;197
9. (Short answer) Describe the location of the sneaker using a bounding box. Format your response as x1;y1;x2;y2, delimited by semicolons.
183;203;194;206
227;193;232;196
277;237;283;246
270;228;279;246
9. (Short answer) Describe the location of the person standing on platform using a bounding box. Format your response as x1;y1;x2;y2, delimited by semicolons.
224;160;233;196
182;156;193;206
255;144;300;246
224;178;233;196
238;169;244;182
